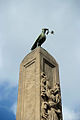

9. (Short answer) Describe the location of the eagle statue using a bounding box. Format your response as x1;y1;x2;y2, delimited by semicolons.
31;28;54;50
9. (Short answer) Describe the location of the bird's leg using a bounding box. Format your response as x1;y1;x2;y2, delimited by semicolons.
37;42;39;47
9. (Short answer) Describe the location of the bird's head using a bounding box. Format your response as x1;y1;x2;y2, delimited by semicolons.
42;28;49;34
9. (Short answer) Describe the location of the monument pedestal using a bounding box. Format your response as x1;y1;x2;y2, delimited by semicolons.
16;47;63;120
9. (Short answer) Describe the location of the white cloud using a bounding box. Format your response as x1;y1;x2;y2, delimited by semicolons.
11;102;17;116
11;104;80;120
63;106;80;120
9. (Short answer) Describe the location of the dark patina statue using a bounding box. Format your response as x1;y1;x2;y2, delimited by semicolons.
31;28;54;50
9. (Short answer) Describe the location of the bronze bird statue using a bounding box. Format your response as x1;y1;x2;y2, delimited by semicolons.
31;28;54;50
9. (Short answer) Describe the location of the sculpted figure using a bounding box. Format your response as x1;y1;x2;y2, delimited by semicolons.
53;82;60;95
41;77;46;98
41;72;47;78
41;102;48;120
40;72;62;120
41;72;49;100
41;72;47;98
48;83;61;120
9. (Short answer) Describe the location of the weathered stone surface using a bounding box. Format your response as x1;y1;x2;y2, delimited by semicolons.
16;47;63;120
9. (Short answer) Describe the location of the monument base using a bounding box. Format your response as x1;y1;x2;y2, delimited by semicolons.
16;47;63;120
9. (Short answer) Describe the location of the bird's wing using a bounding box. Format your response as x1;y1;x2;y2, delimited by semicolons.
31;34;41;50
36;34;42;42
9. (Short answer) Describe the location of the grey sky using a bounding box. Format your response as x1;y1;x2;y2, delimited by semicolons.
0;0;80;118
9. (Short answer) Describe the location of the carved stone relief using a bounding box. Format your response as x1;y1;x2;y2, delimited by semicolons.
41;72;62;120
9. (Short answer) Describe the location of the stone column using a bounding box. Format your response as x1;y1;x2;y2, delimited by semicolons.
16;47;63;120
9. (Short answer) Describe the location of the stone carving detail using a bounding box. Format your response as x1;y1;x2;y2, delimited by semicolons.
41;72;62;120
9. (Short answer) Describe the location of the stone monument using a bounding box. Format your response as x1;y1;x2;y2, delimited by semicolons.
16;29;63;120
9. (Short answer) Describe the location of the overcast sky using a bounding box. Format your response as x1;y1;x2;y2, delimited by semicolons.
0;0;80;120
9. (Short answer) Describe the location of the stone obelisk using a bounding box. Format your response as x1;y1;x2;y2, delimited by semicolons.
16;47;63;120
